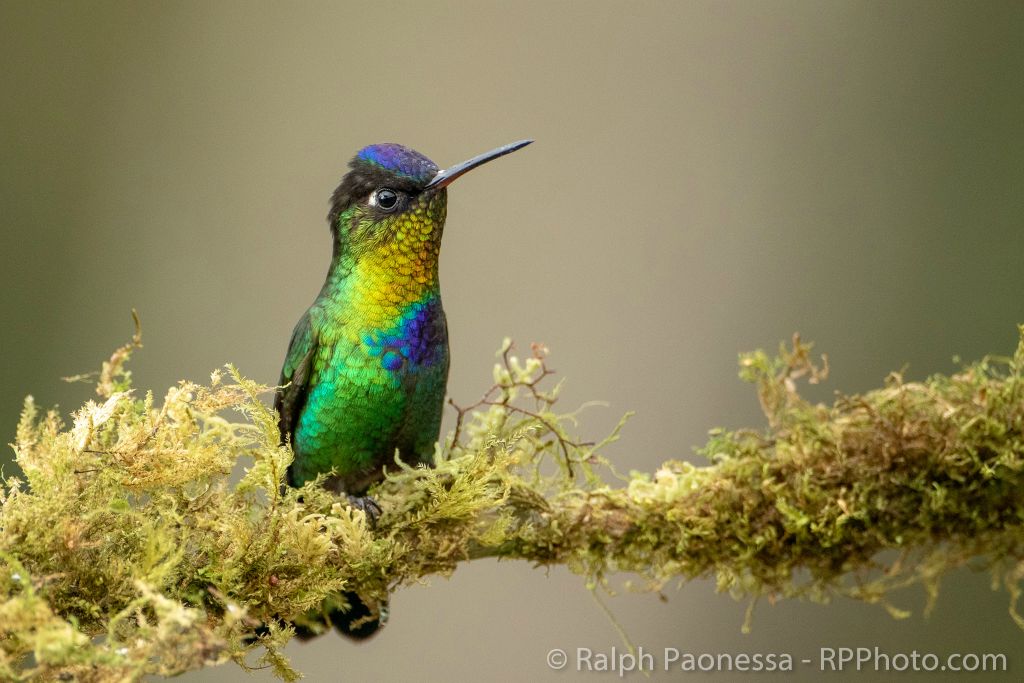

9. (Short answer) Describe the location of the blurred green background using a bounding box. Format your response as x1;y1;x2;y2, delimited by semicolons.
3;1;1023;681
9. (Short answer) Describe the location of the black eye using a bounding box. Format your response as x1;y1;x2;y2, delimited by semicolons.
374;188;399;210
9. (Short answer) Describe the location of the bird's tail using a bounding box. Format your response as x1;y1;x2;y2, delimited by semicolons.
293;591;389;641
330;591;388;640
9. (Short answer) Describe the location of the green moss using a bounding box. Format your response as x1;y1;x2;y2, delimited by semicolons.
4;324;1024;680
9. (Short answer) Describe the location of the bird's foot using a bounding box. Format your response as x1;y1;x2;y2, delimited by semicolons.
347;494;382;528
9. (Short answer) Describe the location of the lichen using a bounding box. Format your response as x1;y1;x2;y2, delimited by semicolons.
4;323;1024;680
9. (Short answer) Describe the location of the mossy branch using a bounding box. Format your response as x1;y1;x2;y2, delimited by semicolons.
4;323;1024;681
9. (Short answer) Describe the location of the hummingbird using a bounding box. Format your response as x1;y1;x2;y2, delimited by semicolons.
275;139;532;639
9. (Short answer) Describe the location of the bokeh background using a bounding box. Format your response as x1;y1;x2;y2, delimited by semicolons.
3;1;1024;681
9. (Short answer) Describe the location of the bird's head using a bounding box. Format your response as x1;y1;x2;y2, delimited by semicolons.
327;140;532;260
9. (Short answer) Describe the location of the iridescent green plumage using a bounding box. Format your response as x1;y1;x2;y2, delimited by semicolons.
280;176;450;495
275;140;531;639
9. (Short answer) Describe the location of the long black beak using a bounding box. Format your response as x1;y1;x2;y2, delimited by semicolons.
423;139;533;190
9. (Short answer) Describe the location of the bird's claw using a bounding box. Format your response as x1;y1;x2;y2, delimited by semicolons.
347;494;382;528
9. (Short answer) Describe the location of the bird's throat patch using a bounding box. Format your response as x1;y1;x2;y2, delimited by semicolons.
362;296;444;372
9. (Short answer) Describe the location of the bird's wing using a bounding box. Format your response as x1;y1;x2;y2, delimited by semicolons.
275;310;319;446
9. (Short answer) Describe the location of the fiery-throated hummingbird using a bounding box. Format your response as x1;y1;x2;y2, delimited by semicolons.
275;139;532;638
